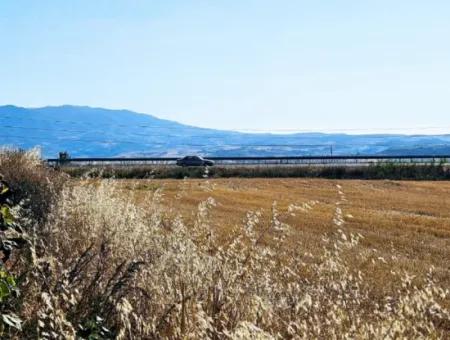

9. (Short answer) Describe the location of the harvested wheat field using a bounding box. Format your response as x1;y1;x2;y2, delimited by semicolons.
118;178;450;308
121;178;450;276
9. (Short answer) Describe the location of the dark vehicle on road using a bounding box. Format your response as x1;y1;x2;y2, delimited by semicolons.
176;155;214;167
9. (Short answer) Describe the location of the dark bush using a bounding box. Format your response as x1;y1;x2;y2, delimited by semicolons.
0;149;67;224
60;163;450;180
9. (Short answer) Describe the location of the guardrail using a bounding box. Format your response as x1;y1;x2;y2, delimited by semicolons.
46;155;450;167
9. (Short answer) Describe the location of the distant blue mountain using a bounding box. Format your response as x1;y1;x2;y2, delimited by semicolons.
1;105;450;158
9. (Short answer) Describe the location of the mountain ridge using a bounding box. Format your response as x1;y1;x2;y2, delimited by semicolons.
1;105;450;158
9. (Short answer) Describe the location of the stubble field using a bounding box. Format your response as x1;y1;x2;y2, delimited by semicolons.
118;178;450;300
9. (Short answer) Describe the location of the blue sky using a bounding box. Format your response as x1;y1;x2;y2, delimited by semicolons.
1;1;449;133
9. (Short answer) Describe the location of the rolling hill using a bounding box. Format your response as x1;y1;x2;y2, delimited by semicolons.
1;105;450;158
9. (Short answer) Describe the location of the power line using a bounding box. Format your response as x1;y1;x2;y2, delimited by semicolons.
232;126;450;133
3;134;449;151
1;125;186;138
2;122;450;143
0;115;206;131
1;134;168;146
1;114;449;134
2;135;447;149
1;135;332;147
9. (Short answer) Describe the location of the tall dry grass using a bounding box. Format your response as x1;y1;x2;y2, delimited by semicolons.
0;150;449;339
0;148;66;223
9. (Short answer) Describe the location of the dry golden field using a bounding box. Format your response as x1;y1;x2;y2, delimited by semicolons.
119;178;450;299
3;149;450;339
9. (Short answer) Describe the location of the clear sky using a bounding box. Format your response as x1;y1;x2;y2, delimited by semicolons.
1;1;449;133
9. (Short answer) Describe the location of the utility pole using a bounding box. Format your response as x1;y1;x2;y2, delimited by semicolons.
330;145;333;157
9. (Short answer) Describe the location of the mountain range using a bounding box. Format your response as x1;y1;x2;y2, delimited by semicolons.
1;105;450;158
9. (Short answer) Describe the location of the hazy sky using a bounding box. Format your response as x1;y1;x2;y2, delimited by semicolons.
1;1;449;133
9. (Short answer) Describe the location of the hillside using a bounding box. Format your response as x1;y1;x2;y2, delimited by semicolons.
1;105;450;157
